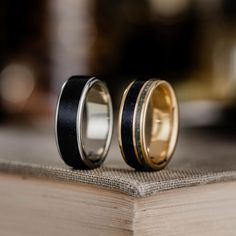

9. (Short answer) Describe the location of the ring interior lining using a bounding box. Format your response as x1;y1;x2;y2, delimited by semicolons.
81;83;111;162
145;83;174;165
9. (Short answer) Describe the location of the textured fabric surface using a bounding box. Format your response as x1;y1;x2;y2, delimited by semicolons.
0;125;236;197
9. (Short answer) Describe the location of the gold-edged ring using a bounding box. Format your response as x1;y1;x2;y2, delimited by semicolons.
118;79;179;171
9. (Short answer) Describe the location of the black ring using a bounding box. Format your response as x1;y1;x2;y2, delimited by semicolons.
55;76;113;169
120;80;146;170
119;79;179;171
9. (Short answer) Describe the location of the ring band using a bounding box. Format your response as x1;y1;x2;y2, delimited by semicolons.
55;76;113;169
118;79;179;171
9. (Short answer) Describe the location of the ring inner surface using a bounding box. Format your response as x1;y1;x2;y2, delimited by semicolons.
81;83;111;162
144;83;173;165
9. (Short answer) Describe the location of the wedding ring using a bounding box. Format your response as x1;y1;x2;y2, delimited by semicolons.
55;76;113;169
118;79;179;171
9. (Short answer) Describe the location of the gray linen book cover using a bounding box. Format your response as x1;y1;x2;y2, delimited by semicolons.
0;125;235;197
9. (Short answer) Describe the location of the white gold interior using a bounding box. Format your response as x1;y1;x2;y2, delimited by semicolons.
78;80;113;166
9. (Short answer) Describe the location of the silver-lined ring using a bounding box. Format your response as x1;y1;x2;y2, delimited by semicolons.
55;76;113;169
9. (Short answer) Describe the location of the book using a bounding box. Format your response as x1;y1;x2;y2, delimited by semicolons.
0;125;236;235
1;173;236;236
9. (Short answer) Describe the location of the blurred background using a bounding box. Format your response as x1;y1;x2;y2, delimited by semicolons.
1;0;236;156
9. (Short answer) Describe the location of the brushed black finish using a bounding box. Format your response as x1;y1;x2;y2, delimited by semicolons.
121;80;145;170
56;76;91;169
